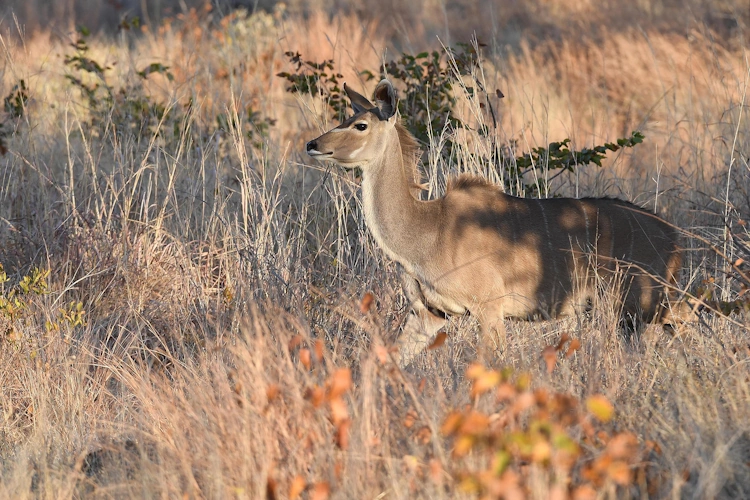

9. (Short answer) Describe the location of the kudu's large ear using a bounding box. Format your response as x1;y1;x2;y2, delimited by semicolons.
373;79;397;119
344;83;375;115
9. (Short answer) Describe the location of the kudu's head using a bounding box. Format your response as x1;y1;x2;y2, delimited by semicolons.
306;79;398;170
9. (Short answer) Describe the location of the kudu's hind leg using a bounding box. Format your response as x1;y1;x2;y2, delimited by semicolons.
395;271;447;367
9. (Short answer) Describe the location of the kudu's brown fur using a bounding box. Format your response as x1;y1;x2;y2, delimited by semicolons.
306;80;684;366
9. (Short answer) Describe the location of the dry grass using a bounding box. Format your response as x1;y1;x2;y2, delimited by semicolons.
1;2;749;499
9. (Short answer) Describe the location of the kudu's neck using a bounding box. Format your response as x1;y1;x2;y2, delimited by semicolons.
360;125;438;271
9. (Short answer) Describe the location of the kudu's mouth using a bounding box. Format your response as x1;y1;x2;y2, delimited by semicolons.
307;150;333;159
305;139;364;168
306;139;332;158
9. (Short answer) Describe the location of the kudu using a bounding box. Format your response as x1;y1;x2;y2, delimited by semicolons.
306;79;684;366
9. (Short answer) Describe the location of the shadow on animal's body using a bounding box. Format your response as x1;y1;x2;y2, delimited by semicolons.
306;79;684;366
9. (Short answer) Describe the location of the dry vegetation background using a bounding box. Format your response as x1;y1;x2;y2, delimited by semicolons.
1;0;750;498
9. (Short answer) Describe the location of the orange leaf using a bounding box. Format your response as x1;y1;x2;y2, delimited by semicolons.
288;335;303;351
511;391;536;415
607;460;632;486
565;338;581;358
334;460;343;480
289;476;305;500
374;345;389;364
607;432;638;460
534;388;549;405
314;339;325;361
429;459;443;483
415;426;432;444
586;395;614;423
403;408;418;428
495;470;524;500
459;411;490;435
327;368;352;399
556;332;571;350
310;482;330;500
596;430;610;444
496;382;517;402
572;485;597;500
549;485;568;500
329;397;349;426
441;411;463;436
299;349;312;369
645;439;662;455
360;292;375;313
265;384;279;402
305;385;325;408
428;331;448;350
542;345;557;374
336;420;351;449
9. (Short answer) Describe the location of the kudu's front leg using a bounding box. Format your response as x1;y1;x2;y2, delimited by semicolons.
395;267;447;367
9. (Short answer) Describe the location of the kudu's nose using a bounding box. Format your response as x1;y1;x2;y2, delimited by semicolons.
306;140;317;152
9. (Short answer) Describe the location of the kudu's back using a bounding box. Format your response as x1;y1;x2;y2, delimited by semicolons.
436;177;683;324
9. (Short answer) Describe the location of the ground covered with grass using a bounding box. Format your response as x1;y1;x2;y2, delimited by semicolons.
1;1;750;498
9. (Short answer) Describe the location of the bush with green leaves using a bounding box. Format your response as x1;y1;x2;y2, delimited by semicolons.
278;44;645;197
0;79;28;155
64;24;182;140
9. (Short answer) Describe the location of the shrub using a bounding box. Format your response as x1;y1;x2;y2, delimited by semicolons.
277;44;644;197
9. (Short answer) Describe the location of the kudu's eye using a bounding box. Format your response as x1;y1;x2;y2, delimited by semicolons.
354;123;368;131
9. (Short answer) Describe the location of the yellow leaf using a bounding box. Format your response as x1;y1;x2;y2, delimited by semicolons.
466;363;485;380
472;369;501;397
586;394;614;422
453;435;476;457
532;439;552;463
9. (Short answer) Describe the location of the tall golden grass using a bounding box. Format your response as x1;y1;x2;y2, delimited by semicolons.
1;2;749;498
